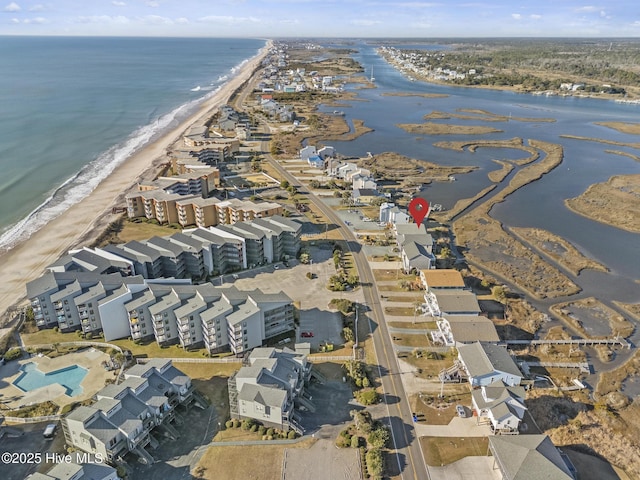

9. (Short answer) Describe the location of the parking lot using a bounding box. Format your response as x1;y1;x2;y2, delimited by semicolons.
229;242;363;351
0;422;60;480
127;403;219;480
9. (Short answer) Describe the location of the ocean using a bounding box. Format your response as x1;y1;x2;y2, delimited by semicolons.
0;36;265;251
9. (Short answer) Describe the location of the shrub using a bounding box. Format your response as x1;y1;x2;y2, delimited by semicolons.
258;426;266;435
3;348;22;362
266;428;274;437
287;430;297;439
355;388;379;406
250;424;258;432
351;435;360;448
366;448;384;479
225;420;234;429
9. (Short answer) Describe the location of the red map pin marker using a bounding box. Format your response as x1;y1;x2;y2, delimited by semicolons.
408;198;430;228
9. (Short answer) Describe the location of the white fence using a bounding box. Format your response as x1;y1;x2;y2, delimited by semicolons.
1;414;61;424
136;357;242;364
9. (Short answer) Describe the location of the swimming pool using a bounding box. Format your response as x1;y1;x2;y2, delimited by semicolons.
13;362;88;397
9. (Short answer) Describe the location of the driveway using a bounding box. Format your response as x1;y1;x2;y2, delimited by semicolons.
428;456;501;480
128;403;219;480
0;422;57;480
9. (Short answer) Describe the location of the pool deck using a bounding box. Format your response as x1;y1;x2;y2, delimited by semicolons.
0;349;113;409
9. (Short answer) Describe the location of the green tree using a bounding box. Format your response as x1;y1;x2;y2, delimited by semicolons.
342;327;355;343
368;427;390;449
355;388;379;405
366;448;384;479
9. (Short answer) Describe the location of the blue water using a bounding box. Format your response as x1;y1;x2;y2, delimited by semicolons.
0;36;265;250
13;362;88;396
320;42;640;287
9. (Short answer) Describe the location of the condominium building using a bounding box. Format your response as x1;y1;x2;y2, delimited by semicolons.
136;167;220;198
176;196;220;228
214;199;283;226
125;190;197;225
27;462;118;480
62;359;201;466
27;272;295;354
228;348;312;432
26;272;146;335
127;191;283;229
126;284;294;353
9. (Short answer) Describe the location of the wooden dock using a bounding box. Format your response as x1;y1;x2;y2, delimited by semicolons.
519;361;591;375
506;338;631;349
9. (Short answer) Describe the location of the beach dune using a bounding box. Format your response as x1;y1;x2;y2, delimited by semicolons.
0;41;271;323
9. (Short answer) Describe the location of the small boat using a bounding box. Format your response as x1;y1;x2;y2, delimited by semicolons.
370;66;375;82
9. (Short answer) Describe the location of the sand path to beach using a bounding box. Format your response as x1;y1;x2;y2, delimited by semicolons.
0;41;271;322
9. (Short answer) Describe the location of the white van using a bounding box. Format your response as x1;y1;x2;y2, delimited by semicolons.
43;423;57;439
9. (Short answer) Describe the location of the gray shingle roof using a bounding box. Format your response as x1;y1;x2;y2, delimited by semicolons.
489;435;574;480
433;290;480;314
238;383;286;408
458;342;522;379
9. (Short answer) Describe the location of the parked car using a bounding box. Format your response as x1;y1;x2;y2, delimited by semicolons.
456;405;467;418
301;331;314;338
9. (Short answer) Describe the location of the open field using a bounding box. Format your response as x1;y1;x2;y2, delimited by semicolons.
595;121;640;135
453;140;581;299
357;151;477;185
424;108;555;123
509;227;608;276
381;92;449;98
527;388;640;479
194;439;316;480
420;436;489;466
397;122;502;135
565;174;640;233
487;160;514;182
550;297;635;338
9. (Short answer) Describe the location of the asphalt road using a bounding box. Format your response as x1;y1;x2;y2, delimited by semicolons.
261;142;429;480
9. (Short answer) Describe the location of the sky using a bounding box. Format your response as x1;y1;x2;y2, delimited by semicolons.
1;1;640;38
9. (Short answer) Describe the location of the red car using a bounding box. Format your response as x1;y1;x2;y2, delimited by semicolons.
301;331;314;338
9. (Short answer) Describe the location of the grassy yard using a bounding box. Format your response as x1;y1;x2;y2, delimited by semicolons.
372;269;417;282
388;321;437;330
392;333;431;349
420;436;489;466
20;323;236;360
193;439;316;480
118;220;178;243
21;326;80;346
384;306;420;316
109;338;220;359
411;390;471;425
176;363;240;430
401;351;458;378
384;296;422;303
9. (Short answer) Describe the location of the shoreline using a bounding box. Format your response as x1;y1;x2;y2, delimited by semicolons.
0;39;272;321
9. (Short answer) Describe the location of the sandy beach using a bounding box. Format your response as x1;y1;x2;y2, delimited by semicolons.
0;40;271;322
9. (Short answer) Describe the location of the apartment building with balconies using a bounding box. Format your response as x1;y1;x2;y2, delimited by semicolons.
62;359;198;466
104;241;164;279
228;347;311;432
